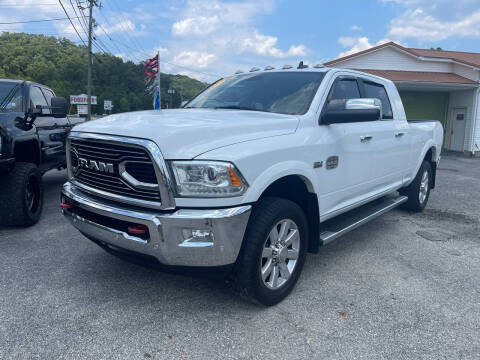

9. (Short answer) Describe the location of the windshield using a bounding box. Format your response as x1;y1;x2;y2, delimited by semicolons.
187;72;326;115
0;82;22;112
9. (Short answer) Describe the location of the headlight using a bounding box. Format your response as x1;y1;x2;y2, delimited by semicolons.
169;161;248;197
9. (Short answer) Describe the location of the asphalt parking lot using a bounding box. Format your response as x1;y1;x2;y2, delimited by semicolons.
1;154;479;360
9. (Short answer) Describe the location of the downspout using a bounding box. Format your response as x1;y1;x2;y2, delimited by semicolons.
471;86;480;157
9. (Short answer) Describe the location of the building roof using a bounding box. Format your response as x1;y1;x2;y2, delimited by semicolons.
324;42;480;69
356;69;478;85
410;48;480;68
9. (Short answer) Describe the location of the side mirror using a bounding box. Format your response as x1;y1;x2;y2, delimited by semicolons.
33;97;67;118
51;97;67;118
321;98;382;124
181;100;188;108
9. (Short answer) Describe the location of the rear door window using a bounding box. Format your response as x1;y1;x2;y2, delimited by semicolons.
363;81;393;119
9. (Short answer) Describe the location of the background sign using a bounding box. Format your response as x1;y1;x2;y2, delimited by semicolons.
104;100;113;111
70;94;97;105
77;105;88;115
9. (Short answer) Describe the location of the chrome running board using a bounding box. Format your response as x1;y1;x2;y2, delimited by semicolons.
320;195;408;245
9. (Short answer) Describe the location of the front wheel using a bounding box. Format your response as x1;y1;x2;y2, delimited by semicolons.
0;162;44;226
229;197;308;306
400;161;432;212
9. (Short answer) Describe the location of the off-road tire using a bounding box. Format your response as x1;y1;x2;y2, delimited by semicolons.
0;162;44;227
229;197;308;306
400;161;432;212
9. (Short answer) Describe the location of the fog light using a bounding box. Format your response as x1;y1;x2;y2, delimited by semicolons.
60;201;74;209
127;224;149;236
180;229;214;247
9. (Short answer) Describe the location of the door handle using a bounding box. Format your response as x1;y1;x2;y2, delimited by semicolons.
395;132;405;137
360;135;373;142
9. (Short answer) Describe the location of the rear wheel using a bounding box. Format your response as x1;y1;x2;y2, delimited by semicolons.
229;197;308;306
0;162;44;226
400;161;432;212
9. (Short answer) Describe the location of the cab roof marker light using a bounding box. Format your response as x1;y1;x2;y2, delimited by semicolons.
264;65;275;70
249;67;260;72
282;65;293;69
297;61;308;69
314;64;325;68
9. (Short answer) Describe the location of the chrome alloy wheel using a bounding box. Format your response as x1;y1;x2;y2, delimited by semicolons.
260;219;300;290
419;170;429;204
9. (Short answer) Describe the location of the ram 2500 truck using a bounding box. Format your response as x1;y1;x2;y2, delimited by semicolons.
0;79;70;226
61;67;443;305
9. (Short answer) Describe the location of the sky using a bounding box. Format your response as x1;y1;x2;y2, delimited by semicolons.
1;0;480;82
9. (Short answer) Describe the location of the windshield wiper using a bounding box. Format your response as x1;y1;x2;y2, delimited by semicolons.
214;105;264;112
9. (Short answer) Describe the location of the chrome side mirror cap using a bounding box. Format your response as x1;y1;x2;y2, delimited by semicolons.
346;98;382;119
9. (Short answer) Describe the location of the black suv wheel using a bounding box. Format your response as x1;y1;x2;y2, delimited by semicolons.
0;162;44;226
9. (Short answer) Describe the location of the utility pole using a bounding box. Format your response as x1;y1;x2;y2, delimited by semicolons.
87;0;98;120
157;50;161;110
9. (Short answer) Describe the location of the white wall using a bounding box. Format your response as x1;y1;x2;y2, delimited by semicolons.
453;64;479;82
448;90;476;151
335;46;453;72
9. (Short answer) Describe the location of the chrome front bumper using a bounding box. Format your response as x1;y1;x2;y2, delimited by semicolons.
61;182;251;267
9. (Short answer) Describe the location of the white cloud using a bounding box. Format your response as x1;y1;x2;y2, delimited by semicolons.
172;16;220;36
172;51;217;69
383;0;480;42
338;36;358;48
241;31;307;58
337;37;393;57
161;0;308;80
387;8;480;41
351;25;362;31
99;20;137;35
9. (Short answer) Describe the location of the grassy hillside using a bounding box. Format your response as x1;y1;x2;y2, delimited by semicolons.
0;32;208;113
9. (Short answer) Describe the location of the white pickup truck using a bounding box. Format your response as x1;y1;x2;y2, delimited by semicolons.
61;66;443;305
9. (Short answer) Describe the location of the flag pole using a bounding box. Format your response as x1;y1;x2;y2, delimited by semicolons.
157;50;161;110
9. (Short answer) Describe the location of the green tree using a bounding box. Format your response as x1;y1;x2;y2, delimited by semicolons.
0;32;208;114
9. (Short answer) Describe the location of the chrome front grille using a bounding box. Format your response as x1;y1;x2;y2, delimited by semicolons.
69;136;161;204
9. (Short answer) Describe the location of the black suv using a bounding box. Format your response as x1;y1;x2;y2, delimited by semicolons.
0;79;81;226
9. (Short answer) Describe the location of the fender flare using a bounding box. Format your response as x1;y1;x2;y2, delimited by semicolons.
406;140;438;188
242;160;318;203
12;135;41;165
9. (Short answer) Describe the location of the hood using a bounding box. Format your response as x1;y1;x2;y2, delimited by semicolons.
72;108;299;159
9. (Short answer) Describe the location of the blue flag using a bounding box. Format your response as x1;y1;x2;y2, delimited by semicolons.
154;88;160;110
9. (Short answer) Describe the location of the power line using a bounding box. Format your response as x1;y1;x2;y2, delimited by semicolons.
57;1;105;61
0;16;86;25
57;0;87;45
66;0;113;55
162;61;221;78
0;4;58;7
95;23;131;58
100;0;153;59
75;0;90;35
68;0;88;36
109;0;149;55
0;41;84;48
95;9;145;62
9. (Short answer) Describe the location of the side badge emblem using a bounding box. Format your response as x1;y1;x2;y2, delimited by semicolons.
326;156;339;170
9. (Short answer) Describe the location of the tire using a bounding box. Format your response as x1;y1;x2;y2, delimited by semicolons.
400;161;432;212
229;197;308;306
0;162;44;227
